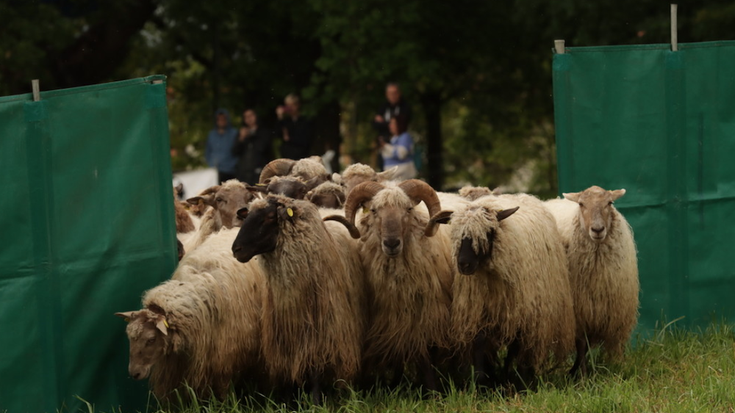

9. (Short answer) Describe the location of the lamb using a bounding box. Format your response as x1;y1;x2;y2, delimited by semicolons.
182;180;259;253
331;179;454;391
543;186;639;376
425;193;576;384
115;228;266;401
258;156;328;183
231;195;365;404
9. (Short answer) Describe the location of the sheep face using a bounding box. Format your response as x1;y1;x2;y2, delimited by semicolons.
364;189;418;257
428;206;519;275
116;310;170;380
232;198;283;263
188;181;257;229
564;186;626;242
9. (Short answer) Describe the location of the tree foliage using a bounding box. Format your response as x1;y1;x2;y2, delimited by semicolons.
3;0;734;192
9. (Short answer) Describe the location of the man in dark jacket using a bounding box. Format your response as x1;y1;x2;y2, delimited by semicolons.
205;108;239;182
232;109;273;184
276;94;313;160
373;82;412;141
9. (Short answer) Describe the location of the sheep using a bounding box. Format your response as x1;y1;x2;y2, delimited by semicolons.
182;180;259;253
331;179;454;391
258;156;329;183
425;193;576;385
306;181;346;209
115;228;266;401
231;195;365;404
336;163;397;196
543;186;639;376
458;185;502;201
247;175;327;201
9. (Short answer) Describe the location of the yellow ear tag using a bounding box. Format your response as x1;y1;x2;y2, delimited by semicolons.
363;207;369;214
287;208;294;217
163;319;169;328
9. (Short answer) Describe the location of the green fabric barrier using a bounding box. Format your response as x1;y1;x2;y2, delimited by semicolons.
0;76;177;412
553;41;735;332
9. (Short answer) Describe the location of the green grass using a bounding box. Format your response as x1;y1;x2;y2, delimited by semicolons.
104;323;735;412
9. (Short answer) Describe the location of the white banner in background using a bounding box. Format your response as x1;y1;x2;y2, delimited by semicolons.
172;168;219;200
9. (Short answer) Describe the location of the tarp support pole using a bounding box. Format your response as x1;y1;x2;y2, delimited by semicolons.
555;40;566;54
671;4;678;52
32;79;41;101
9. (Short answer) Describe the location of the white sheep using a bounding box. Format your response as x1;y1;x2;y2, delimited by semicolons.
426;193;576;384
116;228;266;401
258;156;329;183
231;195;365;404
544;186;639;376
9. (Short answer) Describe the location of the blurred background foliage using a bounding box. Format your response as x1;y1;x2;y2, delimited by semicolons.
2;0;733;196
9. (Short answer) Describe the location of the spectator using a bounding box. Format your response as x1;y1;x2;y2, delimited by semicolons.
232;108;273;184
276;94;313;160
379;113;417;180
373;82;412;146
205;109;239;183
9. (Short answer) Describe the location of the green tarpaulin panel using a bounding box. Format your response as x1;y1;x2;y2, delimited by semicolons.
552;41;735;332
0;76;178;412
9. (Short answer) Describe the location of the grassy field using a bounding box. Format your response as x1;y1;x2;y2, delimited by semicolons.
88;322;735;413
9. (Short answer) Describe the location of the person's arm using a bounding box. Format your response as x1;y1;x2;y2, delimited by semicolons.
381;133;412;160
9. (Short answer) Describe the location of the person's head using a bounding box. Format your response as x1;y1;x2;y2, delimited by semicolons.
284;94;300;113
215;109;229;130
243;109;258;127
389;113;408;136
386;83;401;105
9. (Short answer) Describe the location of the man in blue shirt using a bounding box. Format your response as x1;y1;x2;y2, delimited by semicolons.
206;109;239;183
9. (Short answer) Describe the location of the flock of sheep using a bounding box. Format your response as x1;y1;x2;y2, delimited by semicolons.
115;156;640;404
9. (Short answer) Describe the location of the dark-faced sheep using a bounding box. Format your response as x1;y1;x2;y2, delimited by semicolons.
116;228;265;401
426;193;576;385
333;179;454;391
544;186;639;376
231;196;365;404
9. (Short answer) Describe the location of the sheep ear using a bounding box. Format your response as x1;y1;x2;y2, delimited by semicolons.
610;189;626;201
115;311;136;322
563;192;580;203
187;194;215;207
156;318;169;336
278;206;295;222
425;210;453;237
236;207;249;220
496;206;519;221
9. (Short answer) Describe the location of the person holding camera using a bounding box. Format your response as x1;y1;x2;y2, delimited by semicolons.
232;108;273;184
276;94;313;160
372;82;412;170
379;113;417;180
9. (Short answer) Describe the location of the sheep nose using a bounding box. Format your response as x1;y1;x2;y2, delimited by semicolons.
131;372;141;380
383;239;400;249
232;244;242;253
591;226;604;234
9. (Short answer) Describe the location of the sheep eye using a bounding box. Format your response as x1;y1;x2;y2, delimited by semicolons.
146;338;156;346
608;201;614;206
578;202;585;208
216;197;225;203
407;207;413;212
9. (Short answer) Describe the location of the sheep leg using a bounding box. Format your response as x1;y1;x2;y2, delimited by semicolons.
387;362;405;389
309;370;323;406
419;349;440;393
569;337;588;377
472;332;496;386
502;339;521;382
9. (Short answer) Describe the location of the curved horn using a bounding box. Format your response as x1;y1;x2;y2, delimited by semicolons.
398;179;442;218
259;158;296;183
344;181;384;225
323;215;361;239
